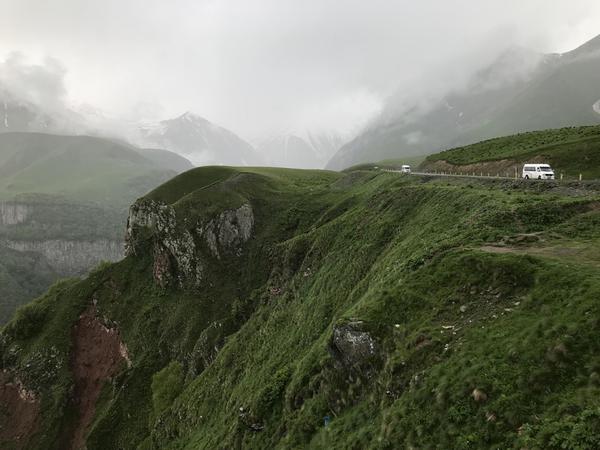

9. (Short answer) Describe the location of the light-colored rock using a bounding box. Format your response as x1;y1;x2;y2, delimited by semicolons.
471;388;488;402
2;239;122;276
0;202;31;225
200;203;254;258
125;198;254;287
126;198;201;286
330;321;378;370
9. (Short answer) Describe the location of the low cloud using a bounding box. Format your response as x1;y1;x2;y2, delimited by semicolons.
0;52;68;112
1;1;599;141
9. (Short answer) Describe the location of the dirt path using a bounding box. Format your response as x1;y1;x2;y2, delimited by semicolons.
480;243;600;268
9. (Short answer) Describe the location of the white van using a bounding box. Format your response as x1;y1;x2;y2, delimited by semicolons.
522;164;555;180
401;165;411;174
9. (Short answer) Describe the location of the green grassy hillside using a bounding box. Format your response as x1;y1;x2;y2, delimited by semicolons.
422;125;600;179
0;132;188;206
0;245;58;325
2;166;600;449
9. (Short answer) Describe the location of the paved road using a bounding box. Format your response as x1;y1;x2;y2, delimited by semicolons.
382;169;518;180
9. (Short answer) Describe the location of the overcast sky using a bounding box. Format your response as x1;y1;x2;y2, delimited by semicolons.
1;0;599;140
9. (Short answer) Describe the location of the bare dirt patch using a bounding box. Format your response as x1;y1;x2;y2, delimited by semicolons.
480;243;600;268
0;371;40;449
480;245;518;254
67;306;128;450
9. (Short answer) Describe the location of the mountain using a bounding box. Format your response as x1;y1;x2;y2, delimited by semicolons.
0;132;192;323
0;132;191;205
0;87;87;135
1;93;56;133
140;112;263;166
255;130;345;169
2;154;600;448
122;144;194;174
1;87;253;171
327;34;600;170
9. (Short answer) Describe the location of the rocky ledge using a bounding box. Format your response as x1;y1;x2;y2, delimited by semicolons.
125;198;254;288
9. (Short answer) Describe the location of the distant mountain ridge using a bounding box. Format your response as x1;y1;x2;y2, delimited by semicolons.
254;130;344;169
1;93;58;133
0;88;257;169
327;33;600;170
139;112;263;167
2;82;343;169
0;84;91;136
0;89;195;173
0;132;191;205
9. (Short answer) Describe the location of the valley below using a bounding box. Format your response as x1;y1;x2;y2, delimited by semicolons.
0;197;125;324
0;132;193;324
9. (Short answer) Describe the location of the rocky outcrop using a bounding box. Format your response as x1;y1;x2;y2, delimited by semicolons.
330;320;380;375
187;321;226;377
125;199;200;287
125;198;254;288
0;202;31;225
2;239;122;277
199;204;254;259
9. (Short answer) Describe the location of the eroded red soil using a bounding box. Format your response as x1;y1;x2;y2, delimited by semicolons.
68;307;128;450
0;371;40;449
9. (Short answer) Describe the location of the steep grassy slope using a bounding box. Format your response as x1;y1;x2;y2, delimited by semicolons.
421;125;600;179
0;246;58;324
2;167;600;449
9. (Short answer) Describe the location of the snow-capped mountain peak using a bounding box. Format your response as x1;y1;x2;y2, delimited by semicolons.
254;129;346;169
139;112;263;167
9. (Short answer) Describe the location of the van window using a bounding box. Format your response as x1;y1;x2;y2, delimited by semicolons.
540;167;552;172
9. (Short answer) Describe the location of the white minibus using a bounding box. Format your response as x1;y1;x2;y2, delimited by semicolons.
522;164;555;180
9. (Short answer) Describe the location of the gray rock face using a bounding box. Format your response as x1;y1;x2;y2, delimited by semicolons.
187;321;225;378
125;198;254;287
330;321;379;370
2;239;122;276
199;204;254;259
0;202;31;225
125;198;199;287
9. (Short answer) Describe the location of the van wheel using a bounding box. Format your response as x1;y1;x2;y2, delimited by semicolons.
538;176;542;180
525;175;529;179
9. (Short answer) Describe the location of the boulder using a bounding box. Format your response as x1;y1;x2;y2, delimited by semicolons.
330;321;379;373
